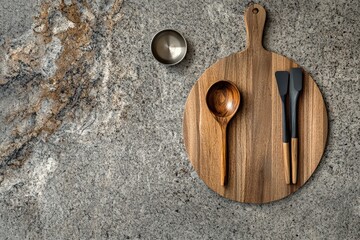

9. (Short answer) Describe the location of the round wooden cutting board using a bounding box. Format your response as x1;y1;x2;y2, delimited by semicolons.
183;4;328;203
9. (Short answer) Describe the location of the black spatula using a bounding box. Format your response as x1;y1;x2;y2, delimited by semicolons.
275;71;290;184
289;68;303;184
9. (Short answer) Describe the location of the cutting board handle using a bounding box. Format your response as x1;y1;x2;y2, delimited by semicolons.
244;3;266;50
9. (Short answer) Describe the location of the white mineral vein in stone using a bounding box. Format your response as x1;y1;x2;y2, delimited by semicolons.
0;176;23;193
0;52;5;84
82;8;95;22
1;31;35;81
102;43;111;92
52;13;75;35
63;0;72;5
29;157;57;197
41;36;62;78
36;98;55;126
33;23;45;33
101;43;113;125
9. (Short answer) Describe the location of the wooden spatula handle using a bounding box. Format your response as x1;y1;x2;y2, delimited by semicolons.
283;143;291;184
244;3;266;50
291;138;298;184
221;125;227;186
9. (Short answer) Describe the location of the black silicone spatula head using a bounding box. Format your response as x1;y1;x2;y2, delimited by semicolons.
290;68;303;92
275;71;289;143
289;68;303;138
275;71;289;97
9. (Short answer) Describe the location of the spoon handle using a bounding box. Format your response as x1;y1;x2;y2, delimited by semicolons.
221;124;227;186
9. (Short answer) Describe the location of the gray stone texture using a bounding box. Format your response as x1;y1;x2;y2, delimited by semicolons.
0;0;359;239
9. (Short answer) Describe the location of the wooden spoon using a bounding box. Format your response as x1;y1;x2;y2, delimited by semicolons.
206;81;241;186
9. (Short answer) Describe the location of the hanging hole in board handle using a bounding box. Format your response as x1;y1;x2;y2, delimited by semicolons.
252;8;259;14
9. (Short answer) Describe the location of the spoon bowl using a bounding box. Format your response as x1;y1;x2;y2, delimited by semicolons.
206;81;240;186
206;81;240;121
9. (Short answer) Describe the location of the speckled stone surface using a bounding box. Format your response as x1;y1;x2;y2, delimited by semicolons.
0;0;359;239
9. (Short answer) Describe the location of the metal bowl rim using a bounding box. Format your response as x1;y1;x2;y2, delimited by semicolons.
150;29;187;66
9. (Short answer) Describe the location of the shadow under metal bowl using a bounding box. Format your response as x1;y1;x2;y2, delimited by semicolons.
151;29;187;65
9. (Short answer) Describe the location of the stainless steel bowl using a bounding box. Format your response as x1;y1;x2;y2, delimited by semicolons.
151;29;187;65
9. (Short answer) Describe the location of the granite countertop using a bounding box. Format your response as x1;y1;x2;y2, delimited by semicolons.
0;0;359;239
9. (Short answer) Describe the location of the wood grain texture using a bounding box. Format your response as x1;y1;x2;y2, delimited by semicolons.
291;138;299;184
283;142;291;184
183;4;328;203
